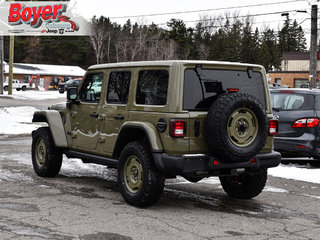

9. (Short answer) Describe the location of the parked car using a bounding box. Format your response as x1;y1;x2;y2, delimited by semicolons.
270;88;320;160
3;79;28;91
58;79;81;93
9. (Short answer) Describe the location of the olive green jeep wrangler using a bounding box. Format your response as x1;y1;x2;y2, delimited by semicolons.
31;60;281;207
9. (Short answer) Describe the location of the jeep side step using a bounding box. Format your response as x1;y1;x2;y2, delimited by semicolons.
64;150;118;168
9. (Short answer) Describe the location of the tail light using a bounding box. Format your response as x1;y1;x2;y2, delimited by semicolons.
269;119;279;135
169;120;186;138
227;88;239;92
292;118;320;128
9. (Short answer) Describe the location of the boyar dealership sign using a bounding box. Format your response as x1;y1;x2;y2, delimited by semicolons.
0;1;90;35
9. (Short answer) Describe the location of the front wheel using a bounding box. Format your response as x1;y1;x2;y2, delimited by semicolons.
16;88;21;91
32;127;62;177
219;168;267;199
118;141;165;207
3;86;8;91
21;86;27;91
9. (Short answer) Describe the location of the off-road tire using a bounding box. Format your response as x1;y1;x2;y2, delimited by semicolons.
3;86;8;91
32;127;62;177
118;141;165;207
219;168;267;199
206;93;268;163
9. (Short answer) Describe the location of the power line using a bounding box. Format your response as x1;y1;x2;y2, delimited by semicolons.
107;0;306;20
154;9;309;26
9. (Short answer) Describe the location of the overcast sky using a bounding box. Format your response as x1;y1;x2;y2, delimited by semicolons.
71;0;317;32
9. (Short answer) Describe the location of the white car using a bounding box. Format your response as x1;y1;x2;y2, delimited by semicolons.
3;80;28;91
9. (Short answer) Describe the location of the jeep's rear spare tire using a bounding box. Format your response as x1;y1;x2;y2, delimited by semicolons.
206;93;268;163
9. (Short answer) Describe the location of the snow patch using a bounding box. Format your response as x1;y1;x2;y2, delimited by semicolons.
0;107;41;135
268;164;320;184
199;177;220;185
263;186;288;193
0;90;66;100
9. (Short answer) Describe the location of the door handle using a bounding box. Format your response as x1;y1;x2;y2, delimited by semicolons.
114;114;124;120
90;112;99;118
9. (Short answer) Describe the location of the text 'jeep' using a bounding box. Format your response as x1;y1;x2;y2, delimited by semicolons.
32;61;281;207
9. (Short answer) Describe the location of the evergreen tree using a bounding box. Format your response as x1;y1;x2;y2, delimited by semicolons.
167;19;193;59
278;16;307;53
259;29;281;71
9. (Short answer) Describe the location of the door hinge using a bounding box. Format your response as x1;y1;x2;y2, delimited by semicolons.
98;114;106;121
71;131;77;138
71;111;77;118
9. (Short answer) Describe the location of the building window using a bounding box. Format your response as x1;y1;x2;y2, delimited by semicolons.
275;78;281;84
294;79;309;88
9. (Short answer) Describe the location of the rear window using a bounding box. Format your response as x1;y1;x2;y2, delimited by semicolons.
183;68;265;110
270;92;314;111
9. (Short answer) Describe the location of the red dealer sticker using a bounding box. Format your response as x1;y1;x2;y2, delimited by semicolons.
0;1;89;36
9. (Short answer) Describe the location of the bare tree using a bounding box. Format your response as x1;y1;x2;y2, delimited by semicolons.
130;25;149;61
90;16;111;64
162;40;178;60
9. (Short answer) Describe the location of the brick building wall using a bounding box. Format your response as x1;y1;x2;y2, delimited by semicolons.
268;72;314;88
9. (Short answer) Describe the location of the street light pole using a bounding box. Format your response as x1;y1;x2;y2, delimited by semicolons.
8;35;14;95
0;36;3;95
309;4;318;89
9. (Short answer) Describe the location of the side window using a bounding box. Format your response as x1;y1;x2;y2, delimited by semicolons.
136;70;169;105
79;72;103;102
107;71;131;104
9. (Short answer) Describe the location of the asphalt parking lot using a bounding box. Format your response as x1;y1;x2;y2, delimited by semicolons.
0;134;320;240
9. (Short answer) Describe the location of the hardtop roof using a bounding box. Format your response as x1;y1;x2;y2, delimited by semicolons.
88;60;263;70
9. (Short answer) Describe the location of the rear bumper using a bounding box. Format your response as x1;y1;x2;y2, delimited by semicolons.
274;135;320;157
153;151;281;176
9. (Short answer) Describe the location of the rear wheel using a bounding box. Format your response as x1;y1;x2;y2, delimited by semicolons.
118;141;165;207
219;168;267;199
21;86;27;91
3;86;8;91
32;127;62;177
16;88;21;91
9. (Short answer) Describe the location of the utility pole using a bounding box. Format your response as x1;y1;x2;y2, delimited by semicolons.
309;4;318;89
0;36;3;95
8;35;14;95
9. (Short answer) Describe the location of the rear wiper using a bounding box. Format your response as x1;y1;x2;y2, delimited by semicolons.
194;65;205;100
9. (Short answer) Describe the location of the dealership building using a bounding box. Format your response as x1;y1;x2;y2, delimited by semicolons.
2;62;85;89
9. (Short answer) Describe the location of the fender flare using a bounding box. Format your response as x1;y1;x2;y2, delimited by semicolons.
32;110;68;148
113;121;164;158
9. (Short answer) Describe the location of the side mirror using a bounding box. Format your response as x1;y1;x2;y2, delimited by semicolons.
67;87;78;101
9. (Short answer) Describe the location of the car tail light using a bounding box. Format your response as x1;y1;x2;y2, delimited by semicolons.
292;118;320;128
280;90;294;93
227;88;239;92
169;120;186;138
269;120;279;135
